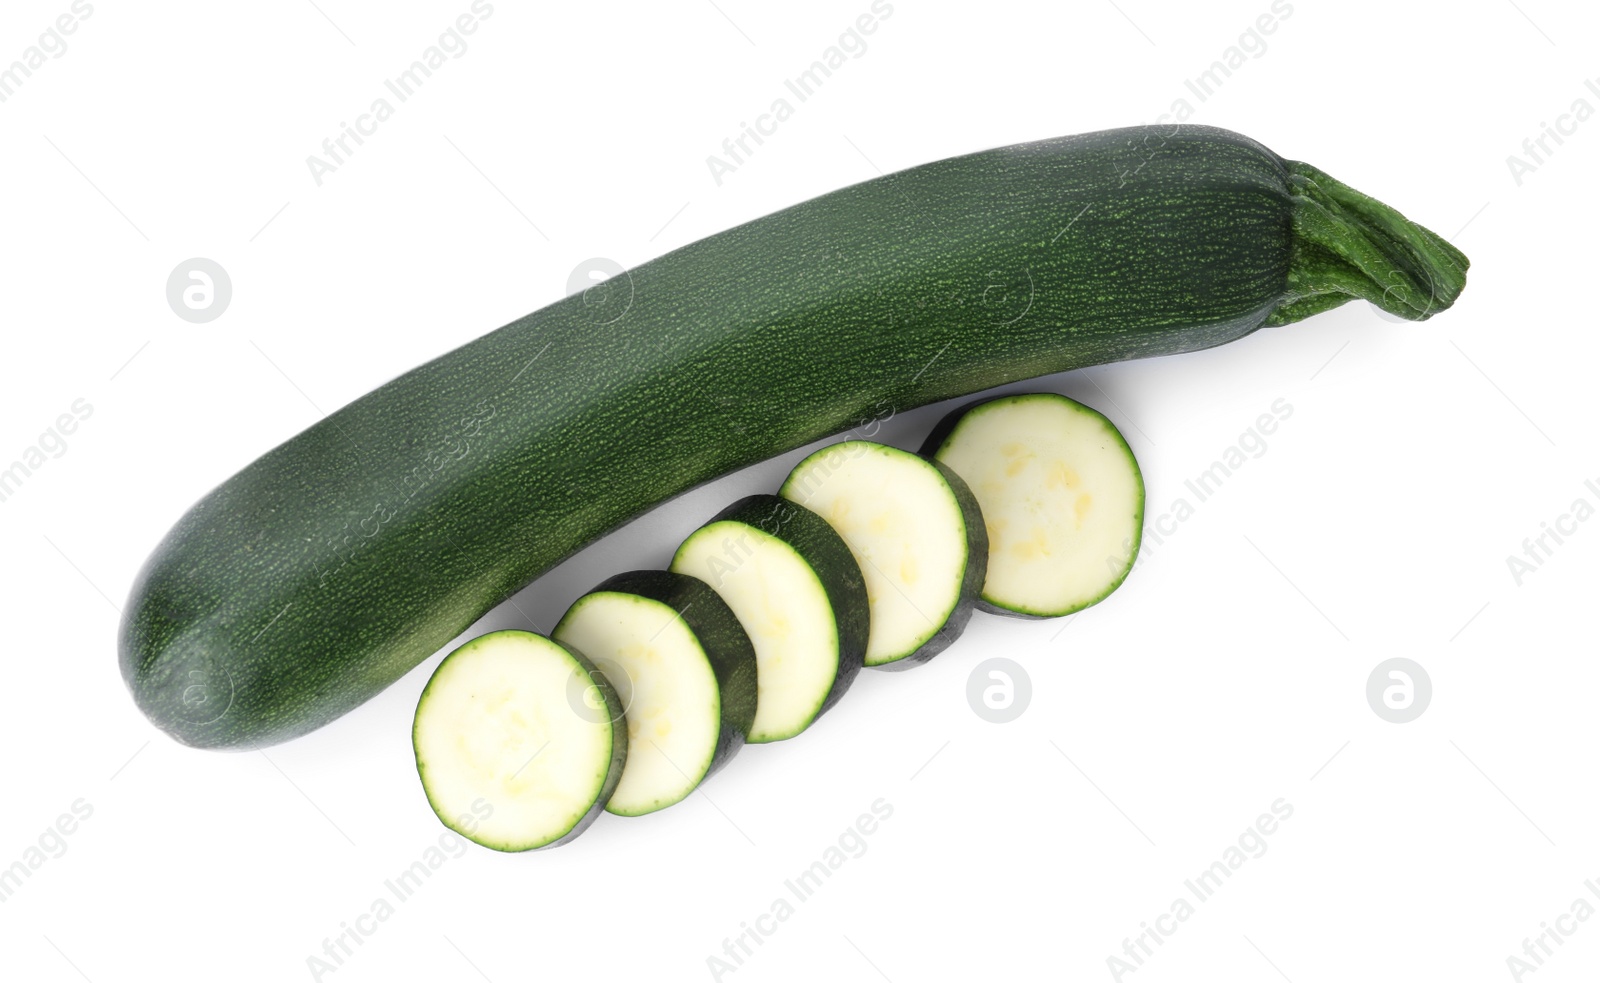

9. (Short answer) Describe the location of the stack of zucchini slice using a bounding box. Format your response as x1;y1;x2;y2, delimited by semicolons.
412;392;1145;849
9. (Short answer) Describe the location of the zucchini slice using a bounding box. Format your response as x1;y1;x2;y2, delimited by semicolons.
670;494;868;743
553;571;757;817
779;441;986;671
411;630;626;852
922;393;1145;618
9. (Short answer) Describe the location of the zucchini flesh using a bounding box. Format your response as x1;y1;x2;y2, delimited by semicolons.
119;124;1469;748
670;495;868;743
923;393;1144;618
552;571;756;816
411;630;625;851
779;442;985;670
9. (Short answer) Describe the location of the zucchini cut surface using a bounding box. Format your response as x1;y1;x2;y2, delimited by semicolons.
412;630;626;852
671;495;867;743
925;393;1144;618
779;441;984;669
553;572;756;816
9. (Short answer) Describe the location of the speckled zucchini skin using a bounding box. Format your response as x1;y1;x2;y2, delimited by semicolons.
119;124;1466;748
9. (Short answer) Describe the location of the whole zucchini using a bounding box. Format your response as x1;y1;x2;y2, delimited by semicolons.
120;124;1468;749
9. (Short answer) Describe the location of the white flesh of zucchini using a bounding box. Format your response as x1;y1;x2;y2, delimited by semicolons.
554;593;721;816
412;630;620;851
781;442;969;667
672;521;840;743
933;394;1143;617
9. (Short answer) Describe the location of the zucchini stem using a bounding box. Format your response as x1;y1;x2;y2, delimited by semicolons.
1271;161;1470;325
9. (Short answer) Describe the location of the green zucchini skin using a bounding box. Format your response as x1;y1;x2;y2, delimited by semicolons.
566;569;758;781
119;124;1469;748
684;494;869;723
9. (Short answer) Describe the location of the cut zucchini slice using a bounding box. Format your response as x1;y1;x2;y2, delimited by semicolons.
411;630;627;852
779;441;986;671
553;571;757;817
922;393;1144;618
671;494;868;743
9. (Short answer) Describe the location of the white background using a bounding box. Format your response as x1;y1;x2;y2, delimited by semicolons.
0;1;1594;980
